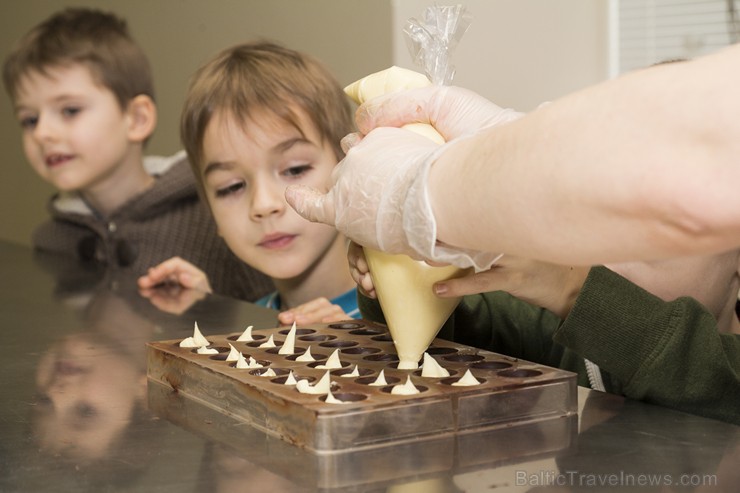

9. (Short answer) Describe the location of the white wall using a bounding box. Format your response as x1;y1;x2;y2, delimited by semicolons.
392;0;610;111
0;0;609;247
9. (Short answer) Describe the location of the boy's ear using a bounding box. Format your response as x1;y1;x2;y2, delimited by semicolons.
126;95;157;143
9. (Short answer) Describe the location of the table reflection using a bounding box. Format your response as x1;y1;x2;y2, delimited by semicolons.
0;243;737;492
24;278;168;490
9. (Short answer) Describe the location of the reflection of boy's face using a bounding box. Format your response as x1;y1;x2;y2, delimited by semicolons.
201;108;341;280
608;250;740;331
14;64;137;194
34;333;145;461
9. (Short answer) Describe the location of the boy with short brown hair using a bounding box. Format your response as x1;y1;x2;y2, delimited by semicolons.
3;8;272;301
142;41;358;324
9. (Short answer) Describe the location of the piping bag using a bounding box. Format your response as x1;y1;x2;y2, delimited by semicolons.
344;5;472;369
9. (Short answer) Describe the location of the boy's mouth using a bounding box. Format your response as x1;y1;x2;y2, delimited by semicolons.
45;153;73;168
259;233;297;249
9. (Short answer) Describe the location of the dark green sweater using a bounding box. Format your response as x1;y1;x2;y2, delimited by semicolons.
359;266;740;425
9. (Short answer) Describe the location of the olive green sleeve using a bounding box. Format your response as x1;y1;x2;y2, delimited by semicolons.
556;266;740;424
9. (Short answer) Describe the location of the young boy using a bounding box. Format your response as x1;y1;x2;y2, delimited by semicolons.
2;8;272;302
140;42;358;325
350;242;740;424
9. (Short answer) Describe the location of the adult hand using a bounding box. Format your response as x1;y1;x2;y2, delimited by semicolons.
286;127;443;259
287;128;505;270
286;86;522;270
355;85;522;139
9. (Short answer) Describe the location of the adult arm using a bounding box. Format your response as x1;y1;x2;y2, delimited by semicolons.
289;45;740;266
428;46;740;264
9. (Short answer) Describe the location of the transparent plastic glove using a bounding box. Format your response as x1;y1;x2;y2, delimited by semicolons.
288;127;437;257
287;86;521;270
286;126;500;270
355;85;523;139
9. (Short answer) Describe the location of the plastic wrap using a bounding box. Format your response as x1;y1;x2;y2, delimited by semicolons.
404;4;473;85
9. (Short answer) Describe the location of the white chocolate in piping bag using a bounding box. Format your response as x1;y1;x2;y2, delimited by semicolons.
345;66;467;369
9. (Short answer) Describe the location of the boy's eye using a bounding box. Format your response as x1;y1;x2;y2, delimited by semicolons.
61;106;81;118
19;115;38;129
215;181;245;198
282;164;312;179
75;401;98;419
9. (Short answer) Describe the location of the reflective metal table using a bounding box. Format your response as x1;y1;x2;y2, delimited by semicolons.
0;241;737;492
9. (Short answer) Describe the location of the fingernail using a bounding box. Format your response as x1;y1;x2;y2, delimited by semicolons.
434;283;447;296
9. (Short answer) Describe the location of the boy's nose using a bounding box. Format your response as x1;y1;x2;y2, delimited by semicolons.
250;183;285;219
33;115;59;142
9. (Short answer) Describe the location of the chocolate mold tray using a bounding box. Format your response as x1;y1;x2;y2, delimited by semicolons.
148;380;578;491
147;320;577;453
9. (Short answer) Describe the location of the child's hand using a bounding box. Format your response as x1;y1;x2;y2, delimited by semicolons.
433;256;589;319
137;256;213;293
278;298;349;325
347;241;376;299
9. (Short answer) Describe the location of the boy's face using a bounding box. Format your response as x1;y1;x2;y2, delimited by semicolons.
34;333;144;460
201;109;341;280
13;64;136;193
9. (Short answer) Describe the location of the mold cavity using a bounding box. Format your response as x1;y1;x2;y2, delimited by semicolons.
229;359;270;369
226;334;265;342
272;374;314;385
348;328;385;336
246;340;274;348
426;346;457;355
286;352;326;361
387;361;422;370
356;375;401;386
381;385;428;394
328;322;364;330
442;354;485;363
307;360;348;369
266;346;306;356
332;367;374;377
279;328;315;336
298;334;336;342
207;349;232;361
319;340;358;349
414;369;457;378
498;368;542;378
321;393;367;403
440;376;487;386
342;346;381;355
472;361;513;371
250;368;289;377
363;353;399;362
370;334;394;343
192;346;228;355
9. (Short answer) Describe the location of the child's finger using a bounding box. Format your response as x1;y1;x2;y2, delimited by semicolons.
434;269;504;298
359;273;376;299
